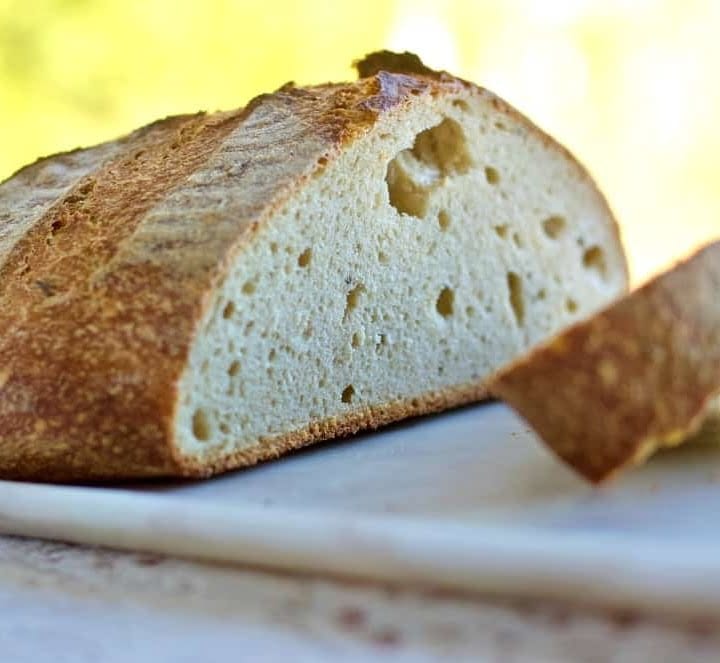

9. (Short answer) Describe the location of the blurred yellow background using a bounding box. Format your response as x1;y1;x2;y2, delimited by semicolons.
1;0;717;280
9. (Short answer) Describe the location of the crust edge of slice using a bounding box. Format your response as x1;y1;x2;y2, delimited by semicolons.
490;240;720;483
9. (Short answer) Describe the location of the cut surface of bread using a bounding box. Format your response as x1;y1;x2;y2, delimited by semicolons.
0;52;627;481
491;241;720;483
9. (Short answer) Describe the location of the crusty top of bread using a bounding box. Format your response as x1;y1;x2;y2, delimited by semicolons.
491;241;720;482
0;51;626;481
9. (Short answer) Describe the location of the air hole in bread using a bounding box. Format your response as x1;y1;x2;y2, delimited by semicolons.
484;166;500;185
452;99;470;111
438;210;451;231
386;158;431;217
436;287;455;318
378;250;389;264
494;224;508;239
242;280;256;295
466;305;476;317
583;246;607;278
227;360;241;377
298;248;312;268
512;232;523;248
268;348;276;362
386;118;471;217
222;301;235;319
351;331;363;348
341;385;355;403
542;215;566;239
566;298;578;313
413;118;471;175
192;408;212;442
507;272;525;325
344;284;365;318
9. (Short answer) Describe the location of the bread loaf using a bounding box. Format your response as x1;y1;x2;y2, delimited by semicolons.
0;52;628;481
491;242;720;482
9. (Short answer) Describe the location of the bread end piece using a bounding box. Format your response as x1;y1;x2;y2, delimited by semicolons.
491;241;720;483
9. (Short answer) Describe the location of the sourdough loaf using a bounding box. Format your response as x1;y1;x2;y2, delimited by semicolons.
491;242;720;482
0;51;628;481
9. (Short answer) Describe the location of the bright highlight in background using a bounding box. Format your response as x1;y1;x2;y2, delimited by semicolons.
0;0;718;281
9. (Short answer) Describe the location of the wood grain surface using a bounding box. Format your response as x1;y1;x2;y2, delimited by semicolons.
1;535;718;662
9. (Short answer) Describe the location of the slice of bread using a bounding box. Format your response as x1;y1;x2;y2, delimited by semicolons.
0;51;628;481
491;241;720;483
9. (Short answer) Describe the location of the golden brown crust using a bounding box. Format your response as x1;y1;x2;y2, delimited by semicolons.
0;51;626;482
354;50;443;79
12;381;488;483
491;241;720;483
0;111;247;481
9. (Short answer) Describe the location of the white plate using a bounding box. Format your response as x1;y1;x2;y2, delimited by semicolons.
2;402;720;617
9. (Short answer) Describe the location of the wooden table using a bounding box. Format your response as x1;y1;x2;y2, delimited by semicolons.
1;535;718;662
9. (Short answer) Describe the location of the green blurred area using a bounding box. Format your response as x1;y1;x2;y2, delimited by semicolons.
1;0;718;277
0;0;392;177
